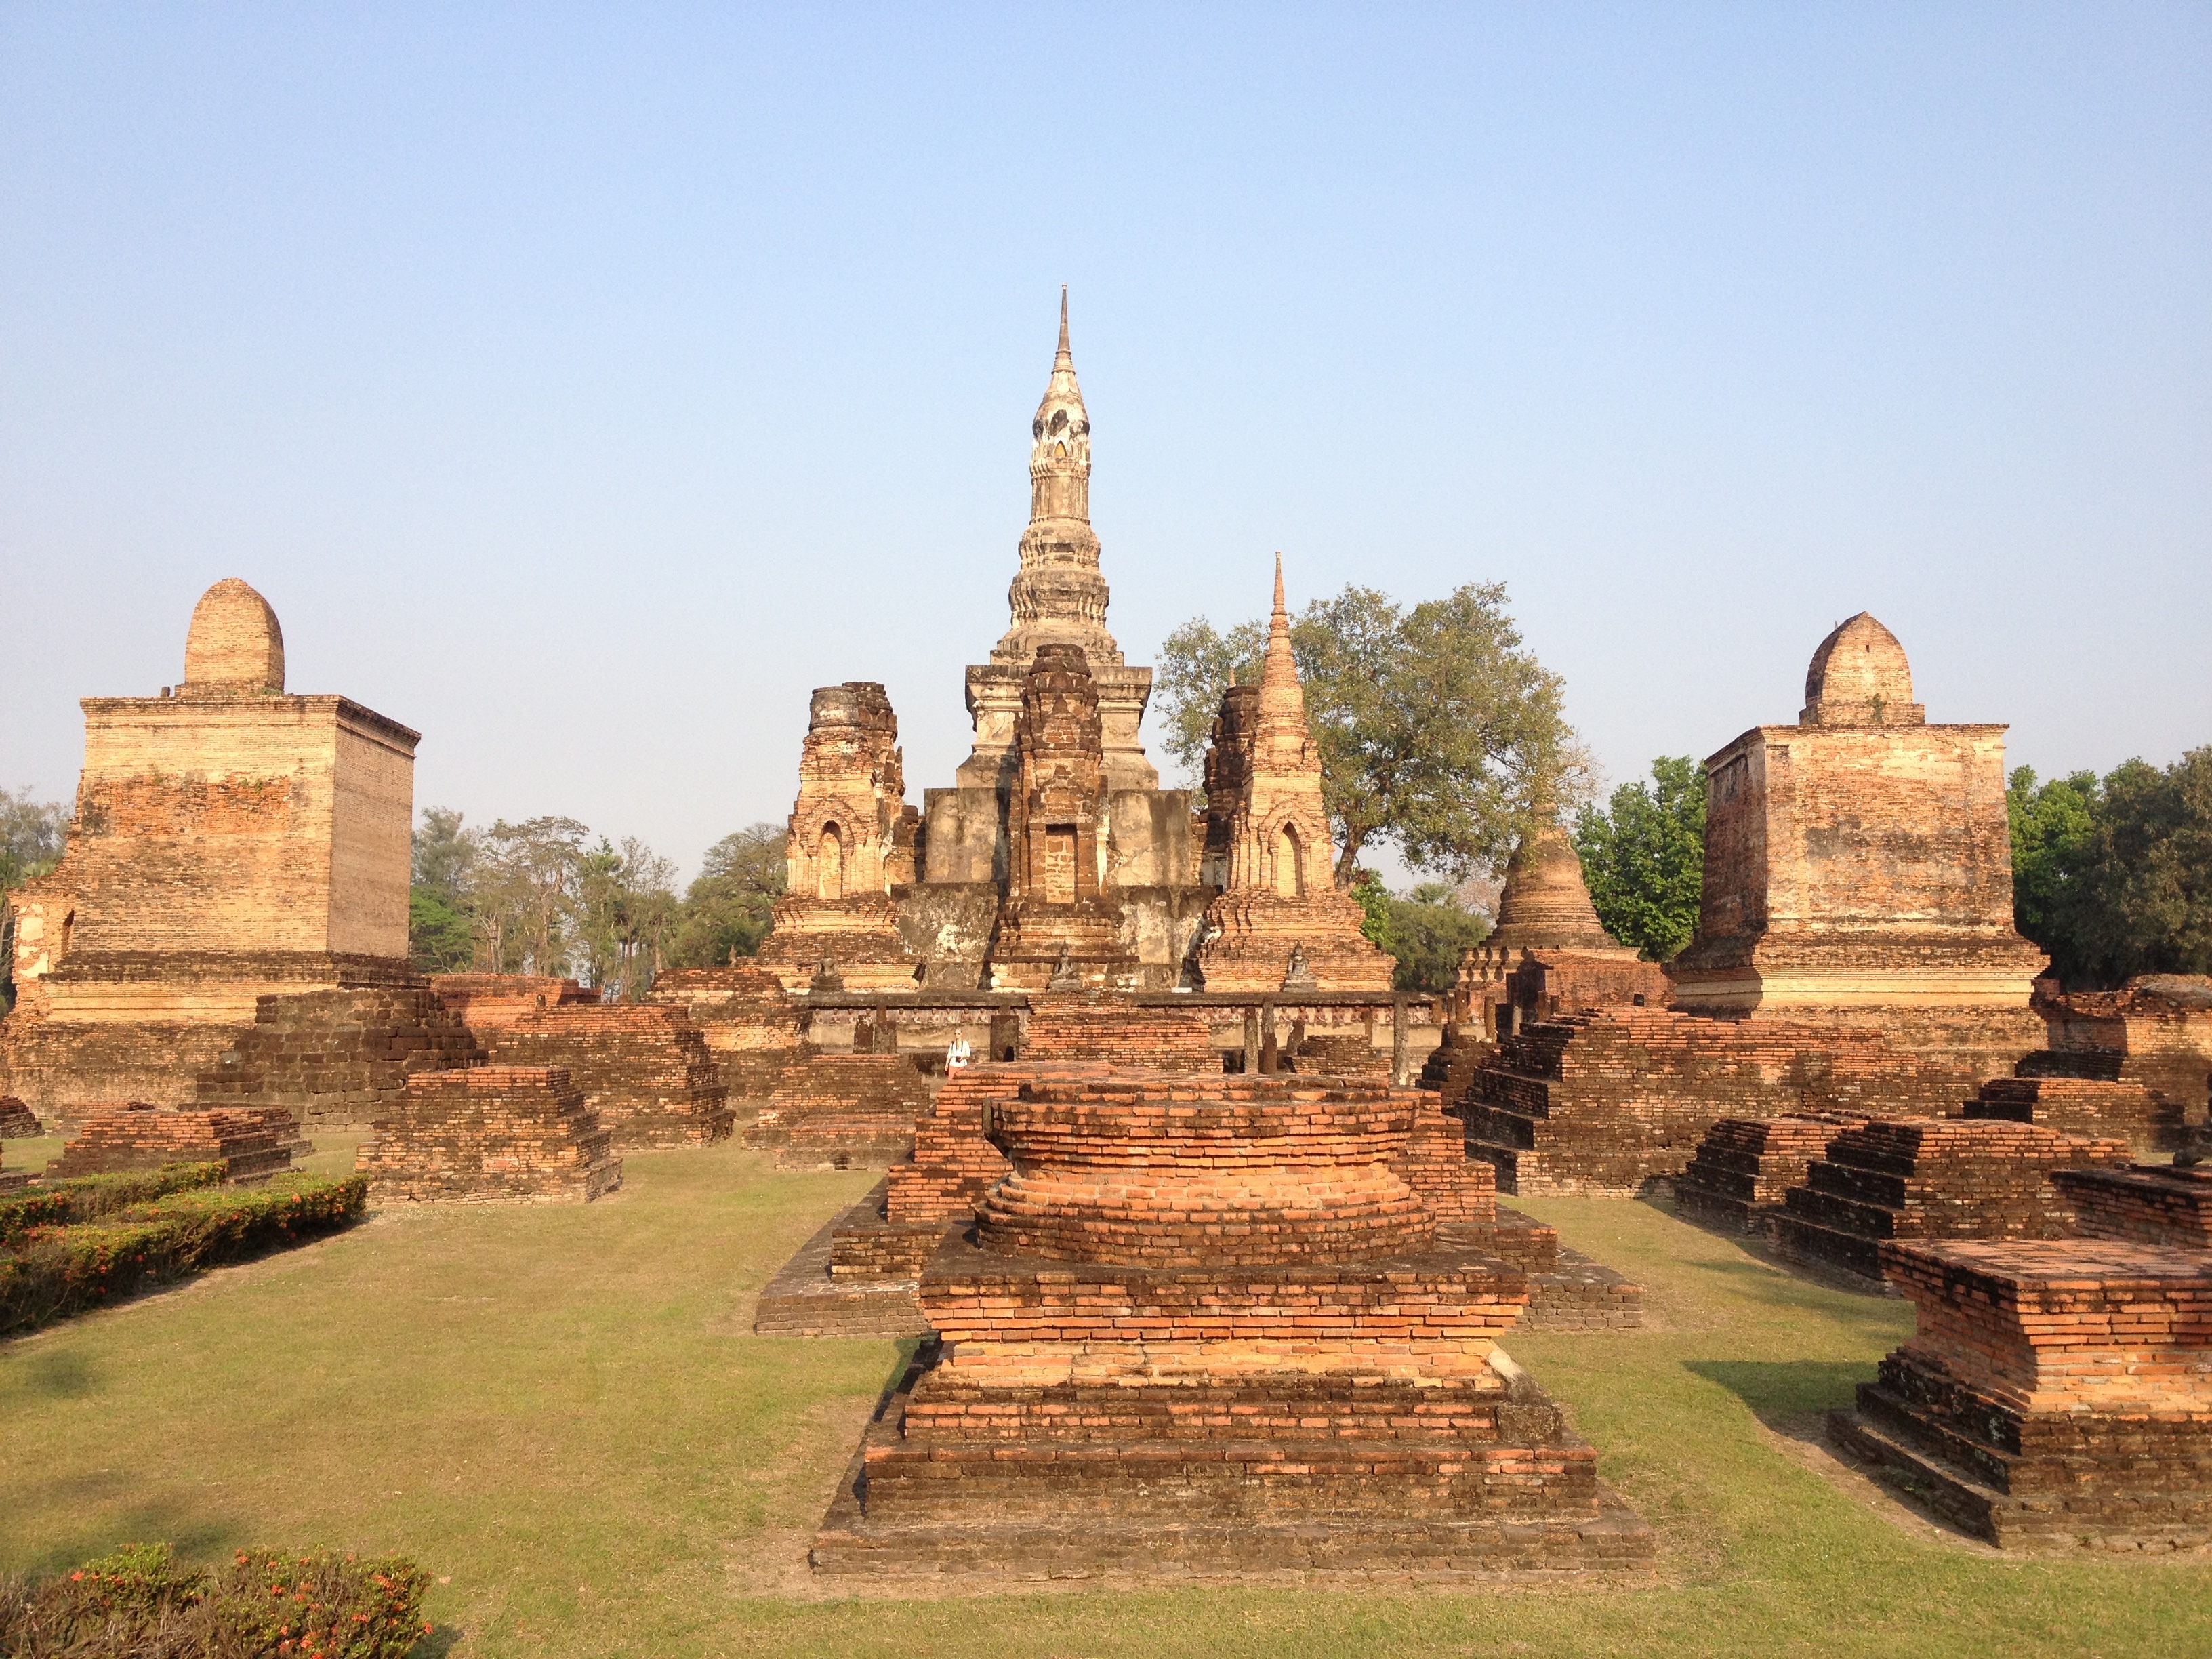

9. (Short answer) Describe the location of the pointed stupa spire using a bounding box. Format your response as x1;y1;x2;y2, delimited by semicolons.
1056;284;1071;363
1259;552;1304;711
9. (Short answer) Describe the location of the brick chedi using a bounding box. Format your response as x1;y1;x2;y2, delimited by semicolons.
1773;1118;2132;1289
1668;613;2047;1083
756;683;922;994
1;579;422;1121
1830;1239;2212;1550
982;645;1141;991
478;1005;732;1149
0;1098;41;1139
358;1066;620;1204
1193;559;1391;994
1450;827;1668;1038
49;1103;295;1182
813;1059;1652;1578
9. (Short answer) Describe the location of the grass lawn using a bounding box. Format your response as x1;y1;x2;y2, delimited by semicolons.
1;1141;2205;1659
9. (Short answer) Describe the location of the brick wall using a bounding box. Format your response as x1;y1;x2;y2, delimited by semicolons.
359;1066;619;1204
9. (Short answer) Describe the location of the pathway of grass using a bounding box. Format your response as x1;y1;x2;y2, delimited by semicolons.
1;1145;2205;1658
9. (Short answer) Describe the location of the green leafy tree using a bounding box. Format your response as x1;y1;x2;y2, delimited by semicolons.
575;836;680;999
409;806;480;971
2006;766;2100;977
1158;583;1579;886
1572;756;1708;962
2060;748;2212;985
668;823;787;967
0;785;68;897
474;816;590;976
1348;869;1491;993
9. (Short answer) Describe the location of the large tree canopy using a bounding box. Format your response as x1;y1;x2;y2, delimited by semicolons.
1158;582;1578;886
665;823;787;968
1572;756;1707;962
2011;750;2211;987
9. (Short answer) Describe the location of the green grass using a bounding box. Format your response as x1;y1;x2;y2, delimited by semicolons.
1;1146;2205;1658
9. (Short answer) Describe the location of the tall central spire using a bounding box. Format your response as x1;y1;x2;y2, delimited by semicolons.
991;288;1122;668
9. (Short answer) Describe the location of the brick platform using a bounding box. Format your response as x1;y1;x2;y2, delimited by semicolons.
811;1064;1652;1580
0;1097;42;1138
743;1054;935;1168
47;1103;296;1181
356;1066;620;1204
644;964;811;1103
480;1005;732;1149
1673;1115;1867;1237
1016;994;1222;1071
1964;1075;2188;1156
1294;1031;1391;1078
428;974;598;1027
1460;1008;1961;1196
1829;1238;2212;1550
2053;1164;2212;1250
192;987;483;1130
1774;1119;2132;1290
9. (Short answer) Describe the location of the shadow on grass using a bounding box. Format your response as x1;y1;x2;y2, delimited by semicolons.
0;1347;101;1403
1685;1358;1873;1431
407;1626;465;1658
0;1498;243;1580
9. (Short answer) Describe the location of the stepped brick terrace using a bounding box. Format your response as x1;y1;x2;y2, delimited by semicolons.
357;1066;621;1204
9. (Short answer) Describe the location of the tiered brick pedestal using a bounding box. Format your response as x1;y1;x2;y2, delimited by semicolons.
1673;1115;1866;1237
811;1068;1652;1580
0;1097;43;1138
48;1104;296;1181
357;1067;620;1204
192;987;483;1130
1460;1009;1959;1196
480;1006;732;1149
1774;1120;2132;1291
2053;1164;2212;1250
1965;1075;2188;1157
1829;1240;2212;1550
645;965;811;1103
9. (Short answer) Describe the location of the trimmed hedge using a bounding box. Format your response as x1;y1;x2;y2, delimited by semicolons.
0;1541;433;1658
0;1174;366;1333
0;1161;228;1246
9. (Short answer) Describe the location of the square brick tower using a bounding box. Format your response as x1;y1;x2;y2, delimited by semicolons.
1668;613;2046;1081
3;578;420;1111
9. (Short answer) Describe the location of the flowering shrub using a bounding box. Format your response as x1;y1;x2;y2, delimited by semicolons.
0;1542;434;1658
0;1174;367;1333
0;1161;228;1245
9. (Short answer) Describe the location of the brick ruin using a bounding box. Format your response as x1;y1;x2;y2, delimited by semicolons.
2021;974;2212;1139
742;1052;935;1170
1669;613;2047;1083
811;1050;1653;1578
477;1004;733;1150
1963;1074;2184;1156
1457;1007;1960;1197
1192;560;1392;994
0;1097;41;1139
643;964;811;1103
1831;1238;2211;1550
754;683;922;993
2053;1162;2212;1252
426;974;598;1027
47;1103;298;1182
0;579;424;1124
1771;1118;2132;1290
188;986;484;1130
356;1066;621;1204
1671;1114;1871;1238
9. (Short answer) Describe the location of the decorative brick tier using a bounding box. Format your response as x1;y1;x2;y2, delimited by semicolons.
1016;995;1221;1073
480;1005;732;1149
48;1103;296;1181
0;1097;42;1138
1964;1075;2188;1156
191;987;483;1130
1460;1008;1961;1196
1830;1239;2212;1550
1673;1115;1867;1237
743;1054;935;1168
813;1065;1652;1580
356;1066;619;1204
1774;1119;2132;1290
2053;1164;2212;1250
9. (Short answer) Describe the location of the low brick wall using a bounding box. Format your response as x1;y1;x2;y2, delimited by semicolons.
745;1053;934;1168
2053;1163;2212;1250
358;1065;619;1204
1965;1074;2189;1155
49;1104;295;1181
192;987;483;1130
481;1006;731;1149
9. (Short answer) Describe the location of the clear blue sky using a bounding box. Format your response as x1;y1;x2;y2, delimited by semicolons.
4;5;2207;882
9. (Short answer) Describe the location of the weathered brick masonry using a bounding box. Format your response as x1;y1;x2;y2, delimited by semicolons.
1963;1075;2185;1157
190;987;483;1130
644;964;811;1103
812;1053;1652;1578
48;1103;296;1181
744;1053;935;1168
1673;1114;1868;1237
1773;1118;2131;1290
2053;1163;2212;1251
357;1066;619;1204
479;1005;731;1150
1831;1239;2212;1550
